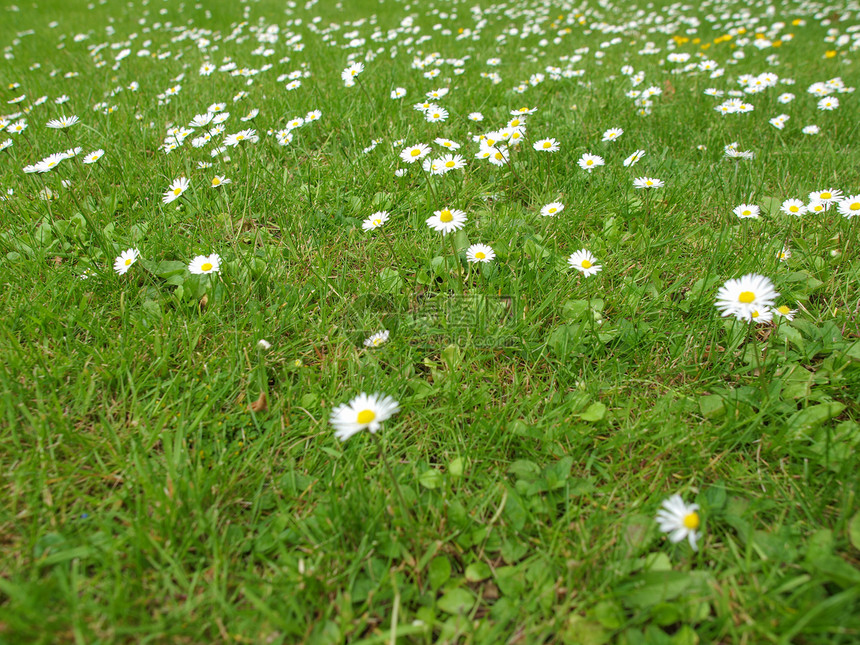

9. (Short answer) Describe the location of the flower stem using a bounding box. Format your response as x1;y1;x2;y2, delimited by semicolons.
371;432;413;522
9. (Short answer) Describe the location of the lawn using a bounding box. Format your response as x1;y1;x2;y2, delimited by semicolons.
1;0;859;642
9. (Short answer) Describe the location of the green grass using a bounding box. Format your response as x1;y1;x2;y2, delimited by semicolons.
1;0;859;643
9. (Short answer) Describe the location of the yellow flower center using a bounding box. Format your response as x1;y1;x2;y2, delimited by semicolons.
511;119;521;126
738;291;755;304
445;161;455;168
778;305;790;314
548;208;557;213
124;258;132;266
581;260;592;269
586;160;593;165
439;210;453;223
212;179;220;185
683;512;700;530
410;149;420;157
236;135;244;140
751;310;760;318
646;180;653;186
372;219;381;226
789;205;798;212
494;152;503;160
850;202;860;211
357;409;376;424
742;210;751;216
543;141;552;148
821;192;831;199
475;251;486;259
201;262;213;272
173;187;182;195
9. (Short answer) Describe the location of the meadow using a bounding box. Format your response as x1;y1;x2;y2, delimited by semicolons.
1;0;859;642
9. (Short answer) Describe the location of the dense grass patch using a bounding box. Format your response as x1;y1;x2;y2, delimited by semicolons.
1;0;859;642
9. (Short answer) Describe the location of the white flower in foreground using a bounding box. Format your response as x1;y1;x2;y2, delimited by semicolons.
774;305;797;321
715;273;779;320
362;211;389;231
329;392;400;441
364;330;390;348
656;494;702;551
426;207;467;235
809;188;842;204
633;177;664;189
114;248;140;275
466;244;495;263
82;149;104;164
188;253;221;275
733;204;760;219
540;202;565;217
838;195;860;219
567;249;602;277
224;129;258;146
210;175;231;188
46;115;79;129
533;138;559;152
163;176;189;204
623;149;645;167
780;199;806;216
399;143;431;164
601;127;623;142
578;153;605;172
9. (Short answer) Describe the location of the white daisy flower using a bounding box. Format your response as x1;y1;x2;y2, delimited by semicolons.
715;273;779;320
540;202;565;217
567;249;602;277
363;330;390;348
466;244;495;263
188;253;221;275
426;207;467;235
329;392;400;441
656;494;702;551
114;248;140;275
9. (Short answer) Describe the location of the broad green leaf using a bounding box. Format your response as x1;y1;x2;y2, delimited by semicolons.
436;588;474;614
465;562;491;582
428;555;451;590
578;402;606;422
418;468;443;489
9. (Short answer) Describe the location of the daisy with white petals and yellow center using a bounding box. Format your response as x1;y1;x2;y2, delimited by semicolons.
656;494;702;551
114;248;140;275
426;207;467;235
362;211;390;231
329;392;400;441
188;253;221;275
